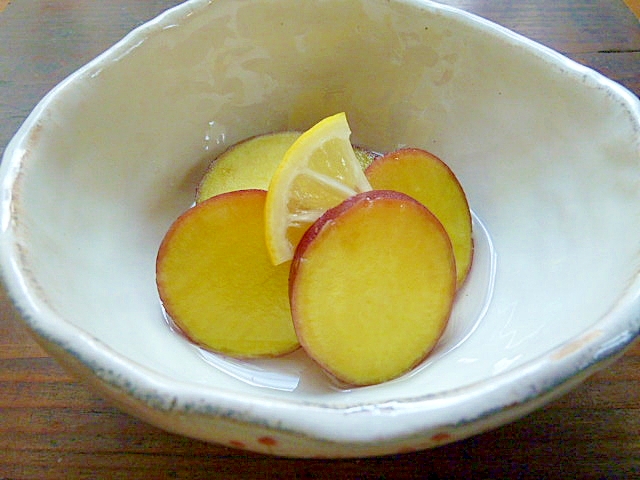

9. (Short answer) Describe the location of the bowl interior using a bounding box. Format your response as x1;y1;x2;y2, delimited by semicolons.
5;0;640;406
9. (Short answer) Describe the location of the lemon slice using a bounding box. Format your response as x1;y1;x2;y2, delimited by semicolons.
265;112;372;265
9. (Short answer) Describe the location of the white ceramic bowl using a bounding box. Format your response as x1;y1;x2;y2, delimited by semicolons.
2;0;640;458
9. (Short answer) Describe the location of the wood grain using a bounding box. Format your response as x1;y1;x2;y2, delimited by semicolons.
1;1;639;478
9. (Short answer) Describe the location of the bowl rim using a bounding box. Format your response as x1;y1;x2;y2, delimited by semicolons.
1;0;640;446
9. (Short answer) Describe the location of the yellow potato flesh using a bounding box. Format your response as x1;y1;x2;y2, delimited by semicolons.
196;132;300;203
156;190;297;358
290;191;456;386
366;148;473;287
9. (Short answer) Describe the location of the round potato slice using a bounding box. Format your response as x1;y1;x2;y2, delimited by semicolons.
366;148;473;288
290;190;456;386
156;189;298;358
196;132;301;203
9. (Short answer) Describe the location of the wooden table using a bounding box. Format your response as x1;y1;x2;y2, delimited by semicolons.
1;1;638;478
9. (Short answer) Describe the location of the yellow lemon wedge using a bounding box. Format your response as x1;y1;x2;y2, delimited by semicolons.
265;112;372;265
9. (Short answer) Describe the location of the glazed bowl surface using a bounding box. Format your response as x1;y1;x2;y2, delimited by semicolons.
2;0;640;457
